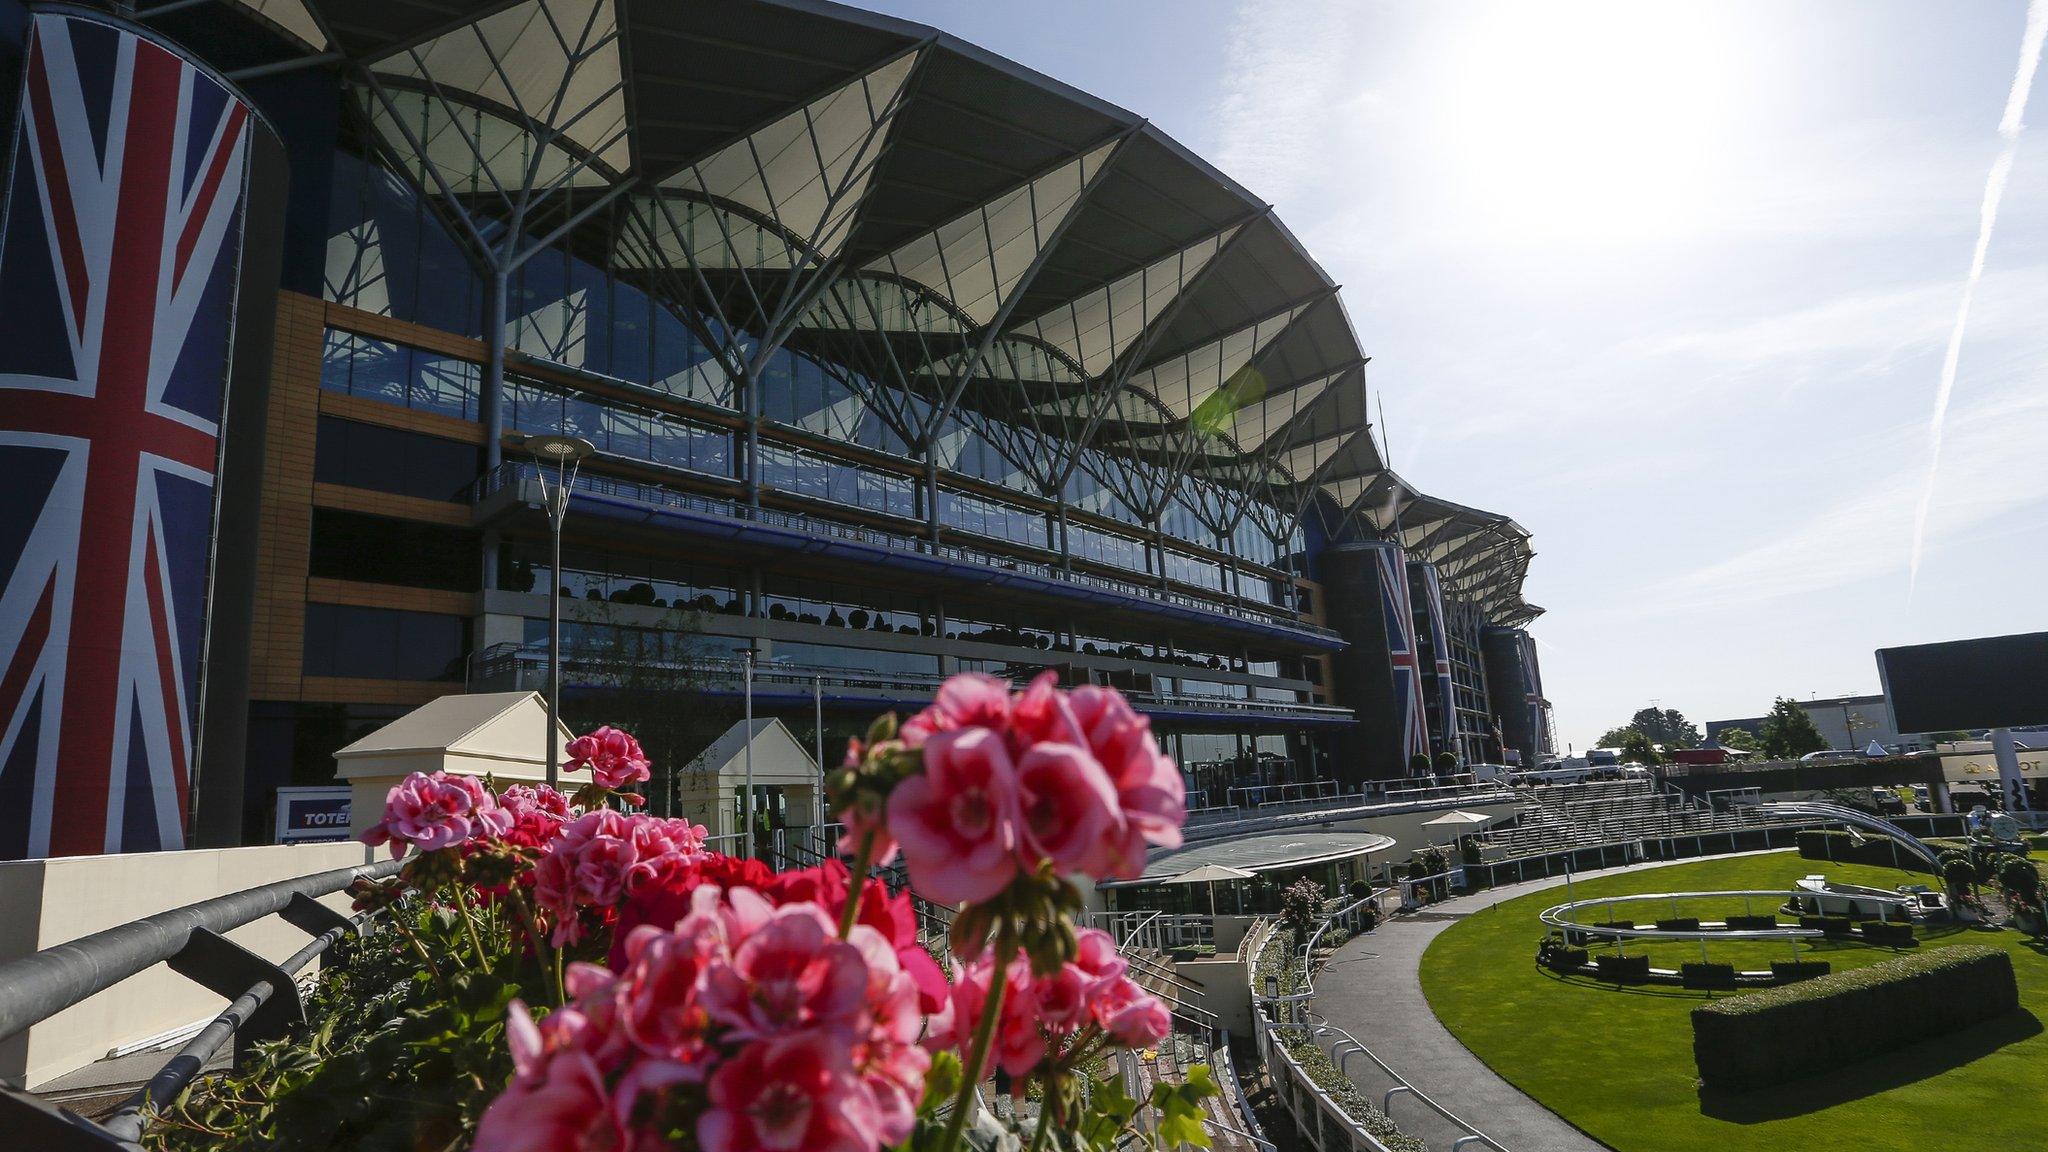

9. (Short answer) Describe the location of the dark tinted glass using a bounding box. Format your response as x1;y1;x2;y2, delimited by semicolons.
315;416;482;502
310;508;480;591
303;603;469;681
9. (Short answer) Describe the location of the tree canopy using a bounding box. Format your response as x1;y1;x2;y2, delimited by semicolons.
1619;729;1661;765
1712;727;1760;751
1629;707;1702;749
1759;697;1830;759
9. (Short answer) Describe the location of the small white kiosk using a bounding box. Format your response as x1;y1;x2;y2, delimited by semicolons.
334;691;573;836
673;718;824;843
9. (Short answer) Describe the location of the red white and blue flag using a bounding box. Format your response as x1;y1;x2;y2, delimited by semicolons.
1368;543;1429;771
0;13;250;857
1409;561;1458;757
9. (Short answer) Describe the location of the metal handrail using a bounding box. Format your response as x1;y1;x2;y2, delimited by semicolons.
1275;1018;1512;1152
0;857;401;1148
477;462;1339;639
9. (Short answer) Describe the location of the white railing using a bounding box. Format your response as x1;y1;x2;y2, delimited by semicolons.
1248;891;1512;1152
1262;1016;1511;1152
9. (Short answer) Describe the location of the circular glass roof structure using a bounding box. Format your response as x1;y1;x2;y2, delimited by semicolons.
1104;830;1397;888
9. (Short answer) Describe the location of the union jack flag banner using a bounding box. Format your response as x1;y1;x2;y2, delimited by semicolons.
1518;630;1549;756
0;13;252;857
1365;543;1429;771
1409;561;1458;756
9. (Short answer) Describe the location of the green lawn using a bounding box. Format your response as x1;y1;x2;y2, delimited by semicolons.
1419;852;2048;1152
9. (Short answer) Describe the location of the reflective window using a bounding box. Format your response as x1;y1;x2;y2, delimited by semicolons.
506;377;733;478
323;151;481;335
938;488;1046;550
303;604;469;681
320;329;481;421
314;417;481;502
759;444;916;519
311;509;480;592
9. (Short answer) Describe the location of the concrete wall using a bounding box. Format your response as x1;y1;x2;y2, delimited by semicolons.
0;842;376;1087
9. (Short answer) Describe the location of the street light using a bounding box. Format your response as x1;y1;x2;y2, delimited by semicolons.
734;644;759;855
517;432;595;788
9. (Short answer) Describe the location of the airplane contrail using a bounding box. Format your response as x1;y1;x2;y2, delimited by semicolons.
1907;0;2048;595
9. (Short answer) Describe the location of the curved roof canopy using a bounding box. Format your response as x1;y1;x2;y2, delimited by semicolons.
164;0;1538;622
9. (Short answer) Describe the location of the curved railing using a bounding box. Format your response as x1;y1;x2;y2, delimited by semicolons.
1749;801;1944;871
0;858;401;1147
1536;888;1916;943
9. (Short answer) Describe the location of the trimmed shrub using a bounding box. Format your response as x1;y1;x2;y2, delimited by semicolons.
1858;920;1916;947
1656;917;1702;932
1596;954;1651;983
1797;914;1854;936
1682;962;1738;991
1796;829;1934;874
1541;944;1589;973
1593;920;1635;930
1725;915;1779;930
1692;945;2018;1091
1770;960;1831;982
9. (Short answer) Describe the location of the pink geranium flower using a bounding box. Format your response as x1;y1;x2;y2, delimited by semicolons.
701;901;867;1041
1067;685;1187;877
699;1031;883;1152
897;673;1011;749
887;727;1020;904
1013;742;1123;876
476;999;639;1152
947;955;1046;1078
566;726;653;791
360;771;511;858
1089;975;1172;1047
535;811;640;943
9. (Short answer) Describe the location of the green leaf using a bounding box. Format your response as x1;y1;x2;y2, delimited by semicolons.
1150;1068;1217;1150
919;1050;962;1116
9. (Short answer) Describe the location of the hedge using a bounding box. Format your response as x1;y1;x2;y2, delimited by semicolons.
1858;921;1916;947
1797;914;1854;936
1682;962;1738;991
1769;960;1831;982
1725;914;1779;930
1796;830;1934;873
1596;954;1650;983
1692;945;2018;1091
1543;945;1589;973
1655;917;1702;932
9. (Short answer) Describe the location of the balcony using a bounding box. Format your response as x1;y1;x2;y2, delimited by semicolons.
472;462;1344;652
467;645;1357;729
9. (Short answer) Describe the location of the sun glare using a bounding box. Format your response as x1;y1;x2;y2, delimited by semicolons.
1427;2;1753;245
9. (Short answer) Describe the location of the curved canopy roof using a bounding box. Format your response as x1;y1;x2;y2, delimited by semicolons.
161;0;1538;622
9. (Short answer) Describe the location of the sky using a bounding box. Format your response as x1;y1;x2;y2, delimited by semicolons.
863;0;2048;750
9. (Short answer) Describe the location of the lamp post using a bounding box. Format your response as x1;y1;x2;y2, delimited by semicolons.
735;644;759;855
518;433;594;788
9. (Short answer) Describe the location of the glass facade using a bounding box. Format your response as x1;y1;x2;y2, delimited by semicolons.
302;604;469;681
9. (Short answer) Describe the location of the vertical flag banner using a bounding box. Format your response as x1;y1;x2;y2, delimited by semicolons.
0;12;254;857
1365;543;1429;770
1409;561;1458;758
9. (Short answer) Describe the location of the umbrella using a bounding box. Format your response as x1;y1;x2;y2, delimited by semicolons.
1420;809;1495;846
1162;863;1259;917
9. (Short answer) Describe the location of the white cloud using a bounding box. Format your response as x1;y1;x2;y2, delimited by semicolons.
1211;0;1366;206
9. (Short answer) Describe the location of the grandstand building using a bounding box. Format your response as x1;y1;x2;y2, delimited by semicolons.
0;0;1551;857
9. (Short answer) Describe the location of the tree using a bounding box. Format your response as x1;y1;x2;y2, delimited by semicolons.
1712;728;1759;752
1629;706;1702;749
561;604;742;817
1759;697;1829;759
1594;726;1638;749
1619;729;1660;765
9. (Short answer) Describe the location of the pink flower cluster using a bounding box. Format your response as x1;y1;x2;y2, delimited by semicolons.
931;927;1171;1077
883;674;1186;902
362;771;512;858
534;810;712;944
566;726;653;792
475;883;931;1152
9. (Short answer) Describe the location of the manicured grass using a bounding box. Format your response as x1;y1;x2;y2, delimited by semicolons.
1419;852;2048;1152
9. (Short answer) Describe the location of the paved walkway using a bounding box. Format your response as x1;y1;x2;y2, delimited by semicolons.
1306;854;1780;1152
